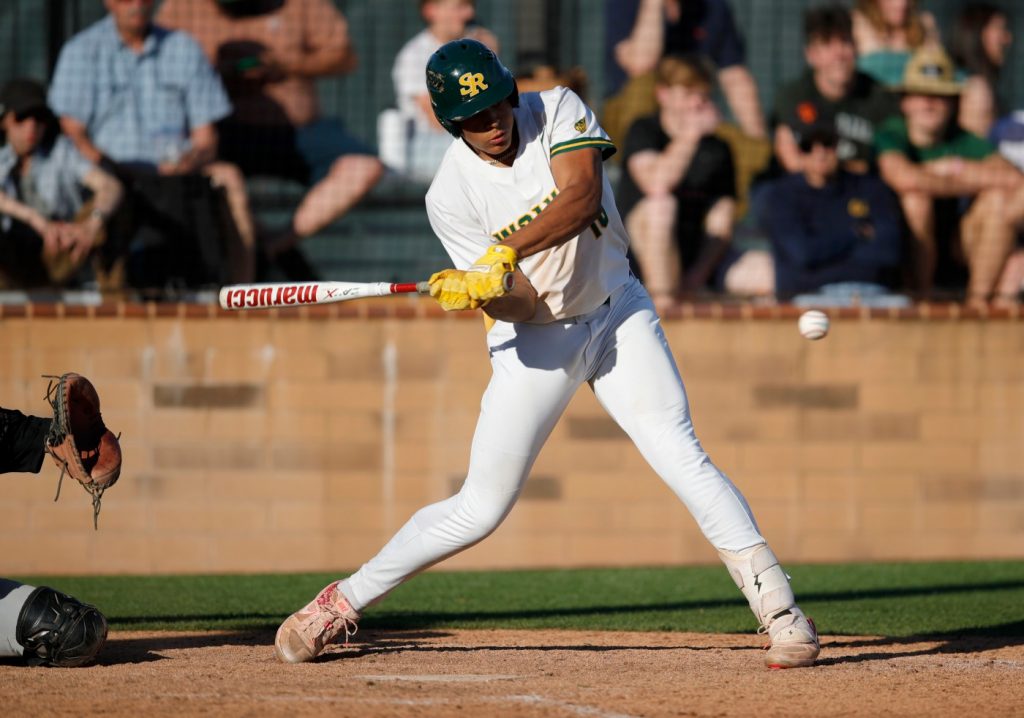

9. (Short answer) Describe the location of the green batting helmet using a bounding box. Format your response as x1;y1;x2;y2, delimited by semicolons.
426;38;518;138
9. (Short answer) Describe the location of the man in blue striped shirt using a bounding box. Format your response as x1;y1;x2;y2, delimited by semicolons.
48;0;256;285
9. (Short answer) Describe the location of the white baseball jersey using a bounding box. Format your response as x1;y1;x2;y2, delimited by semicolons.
425;87;632;323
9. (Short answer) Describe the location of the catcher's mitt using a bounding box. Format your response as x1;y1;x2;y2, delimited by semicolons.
43;373;122;529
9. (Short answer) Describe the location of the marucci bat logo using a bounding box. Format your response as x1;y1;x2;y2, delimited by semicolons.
223;284;319;309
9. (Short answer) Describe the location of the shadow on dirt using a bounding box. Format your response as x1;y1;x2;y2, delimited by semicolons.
95;630;275;664
816;620;1024;667
82;577;1023;666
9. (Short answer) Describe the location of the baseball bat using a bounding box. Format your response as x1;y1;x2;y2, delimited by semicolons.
219;274;514;311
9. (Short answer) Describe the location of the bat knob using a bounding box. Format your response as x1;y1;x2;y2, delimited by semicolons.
502;272;515;292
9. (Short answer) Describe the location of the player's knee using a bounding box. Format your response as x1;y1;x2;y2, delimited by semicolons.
16;586;108;667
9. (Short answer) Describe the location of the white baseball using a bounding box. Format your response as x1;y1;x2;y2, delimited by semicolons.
798;310;830;340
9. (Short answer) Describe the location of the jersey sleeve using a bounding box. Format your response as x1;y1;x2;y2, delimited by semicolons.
874;116;910;157
546;87;617;161
425;189;492;270
48;38;93;125
956;131;995;160
176;33;233;128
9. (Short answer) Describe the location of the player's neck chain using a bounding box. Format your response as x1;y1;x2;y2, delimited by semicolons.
477;127;519;167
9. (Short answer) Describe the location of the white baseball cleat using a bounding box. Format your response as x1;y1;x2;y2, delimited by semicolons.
763;608;820;669
274;580;361;663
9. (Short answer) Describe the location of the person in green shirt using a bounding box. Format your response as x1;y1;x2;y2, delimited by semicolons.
877;46;1024;306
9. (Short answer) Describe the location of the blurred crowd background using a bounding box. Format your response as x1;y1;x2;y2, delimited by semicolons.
1;0;1023;309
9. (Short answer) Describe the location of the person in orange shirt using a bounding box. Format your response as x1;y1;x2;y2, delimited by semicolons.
157;0;384;269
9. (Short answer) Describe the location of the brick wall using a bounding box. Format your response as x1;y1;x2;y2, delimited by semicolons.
1;301;1022;575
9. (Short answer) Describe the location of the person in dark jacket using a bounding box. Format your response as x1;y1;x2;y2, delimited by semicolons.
759;123;904;304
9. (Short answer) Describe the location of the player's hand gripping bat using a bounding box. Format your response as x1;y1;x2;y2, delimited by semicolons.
219;274;514;311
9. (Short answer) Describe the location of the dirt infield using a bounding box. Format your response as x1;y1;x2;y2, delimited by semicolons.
3;628;1023;717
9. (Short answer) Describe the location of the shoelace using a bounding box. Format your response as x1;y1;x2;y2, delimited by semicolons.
301;602;359;646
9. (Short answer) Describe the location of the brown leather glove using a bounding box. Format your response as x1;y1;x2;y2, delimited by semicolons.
44;373;122;529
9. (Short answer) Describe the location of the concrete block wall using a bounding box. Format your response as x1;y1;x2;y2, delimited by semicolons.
1;300;1022;575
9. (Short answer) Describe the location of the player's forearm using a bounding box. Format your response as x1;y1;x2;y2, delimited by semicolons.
500;181;603;259
288;44;356;77
641;139;699;194
0;191;47;229
879;155;953;196
614;0;665;77
81;168;123;218
718;67;766;139
774;126;804;174
896;164;1009;198
483;269;538;322
184;125;219;170
59;118;104;165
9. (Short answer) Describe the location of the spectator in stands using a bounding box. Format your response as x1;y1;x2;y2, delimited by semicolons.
877;46;1024;307
386;0;498;183
758;122;904;305
48;0;255;289
617;55;737;312
157;0;384;266
992;111;1024;171
603;0;766;149
852;0;939;87
773;5;897;176
0;79;123;289
952;2;1013;139
990;110;1024;302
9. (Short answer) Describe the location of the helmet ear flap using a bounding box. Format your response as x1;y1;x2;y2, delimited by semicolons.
435;112;462;138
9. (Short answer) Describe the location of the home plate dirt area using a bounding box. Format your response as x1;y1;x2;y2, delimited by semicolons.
3;629;1023;717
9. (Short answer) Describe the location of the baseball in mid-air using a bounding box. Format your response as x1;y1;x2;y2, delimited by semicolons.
798;310;830;340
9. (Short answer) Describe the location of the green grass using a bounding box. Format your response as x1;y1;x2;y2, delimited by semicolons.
13;560;1024;637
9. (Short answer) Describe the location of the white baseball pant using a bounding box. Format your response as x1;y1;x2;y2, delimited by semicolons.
341;276;766;610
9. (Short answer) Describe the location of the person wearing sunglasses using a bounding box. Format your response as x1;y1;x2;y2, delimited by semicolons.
758;121;904;305
0;79;123;289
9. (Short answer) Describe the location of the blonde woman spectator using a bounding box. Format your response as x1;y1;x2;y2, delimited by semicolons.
952;2;1013;138
852;0;940;86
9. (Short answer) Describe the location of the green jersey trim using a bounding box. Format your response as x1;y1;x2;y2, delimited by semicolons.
550;137;617;160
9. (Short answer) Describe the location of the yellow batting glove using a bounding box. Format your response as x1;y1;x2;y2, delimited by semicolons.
428;269;480;311
464;244;518;305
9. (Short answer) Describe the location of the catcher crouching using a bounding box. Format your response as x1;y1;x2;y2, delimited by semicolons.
0;373;121;667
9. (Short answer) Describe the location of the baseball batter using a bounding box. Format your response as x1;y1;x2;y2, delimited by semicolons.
275;39;819;669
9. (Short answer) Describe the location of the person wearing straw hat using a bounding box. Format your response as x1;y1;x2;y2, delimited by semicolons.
876;46;1024;306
